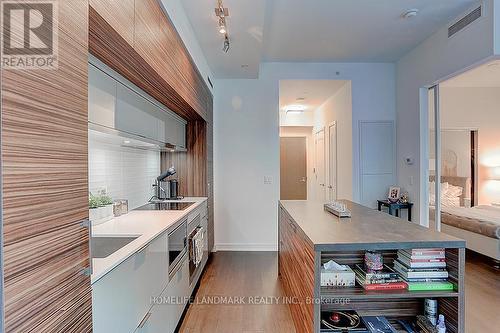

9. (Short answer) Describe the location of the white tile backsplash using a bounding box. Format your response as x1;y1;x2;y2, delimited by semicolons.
89;138;160;210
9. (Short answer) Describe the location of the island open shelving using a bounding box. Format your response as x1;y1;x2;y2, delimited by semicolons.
278;200;465;333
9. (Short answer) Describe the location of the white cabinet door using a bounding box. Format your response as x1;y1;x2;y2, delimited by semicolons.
92;232;169;333
115;84;160;141
137;257;190;333
162;111;186;148
88;64;116;127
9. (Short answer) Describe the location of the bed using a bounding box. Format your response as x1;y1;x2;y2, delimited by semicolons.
429;176;500;261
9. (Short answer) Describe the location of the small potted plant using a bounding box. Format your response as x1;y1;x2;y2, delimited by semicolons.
99;194;114;222
89;191;114;225
89;193;101;222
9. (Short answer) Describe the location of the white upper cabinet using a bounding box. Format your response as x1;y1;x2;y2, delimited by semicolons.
88;64;116;128
115;84;160;141
88;58;187;149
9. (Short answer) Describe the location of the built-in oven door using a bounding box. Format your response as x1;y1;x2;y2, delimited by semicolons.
168;218;187;278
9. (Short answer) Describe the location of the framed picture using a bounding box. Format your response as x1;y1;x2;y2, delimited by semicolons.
388;186;401;203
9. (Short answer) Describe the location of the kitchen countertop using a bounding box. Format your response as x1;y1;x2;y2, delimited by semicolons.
91;197;207;284
280;200;465;251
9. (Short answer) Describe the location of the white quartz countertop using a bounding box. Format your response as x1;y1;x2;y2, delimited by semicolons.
91;197;207;284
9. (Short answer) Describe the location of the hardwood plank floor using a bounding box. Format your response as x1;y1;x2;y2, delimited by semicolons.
464;251;500;332
179;251;499;333
178;252;296;333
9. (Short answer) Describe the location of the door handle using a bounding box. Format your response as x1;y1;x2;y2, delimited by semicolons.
328;185;333;189
299;177;307;182
320;183;325;187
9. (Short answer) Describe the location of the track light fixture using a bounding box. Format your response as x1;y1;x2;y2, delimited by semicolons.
215;0;230;53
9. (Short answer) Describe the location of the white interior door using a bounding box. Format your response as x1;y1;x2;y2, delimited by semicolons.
359;121;395;208
328;122;337;201
315;128;326;201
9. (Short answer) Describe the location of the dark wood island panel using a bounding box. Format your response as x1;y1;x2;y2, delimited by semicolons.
278;200;466;333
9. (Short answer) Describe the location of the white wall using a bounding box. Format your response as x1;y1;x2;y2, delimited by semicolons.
88;138;160;210
314;82;353;201
441;87;500;205
214;62;395;251
396;0;497;226
279;127;315;200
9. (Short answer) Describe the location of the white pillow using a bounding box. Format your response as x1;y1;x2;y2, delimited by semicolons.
445;184;463;198
441;197;460;207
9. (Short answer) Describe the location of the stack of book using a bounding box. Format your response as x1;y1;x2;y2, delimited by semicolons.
393;248;454;291
353;264;407;291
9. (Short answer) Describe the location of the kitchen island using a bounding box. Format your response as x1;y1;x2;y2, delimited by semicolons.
278;200;465;333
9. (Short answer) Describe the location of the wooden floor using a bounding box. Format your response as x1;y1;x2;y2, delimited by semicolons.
179;251;499;333
464;251;500;332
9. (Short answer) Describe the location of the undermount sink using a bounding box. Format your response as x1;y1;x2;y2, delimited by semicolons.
91;236;138;259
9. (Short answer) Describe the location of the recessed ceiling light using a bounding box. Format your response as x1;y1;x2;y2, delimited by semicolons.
296;97;306;101
402;9;419;19
286;104;306;113
123;140;131;144
286;110;304;115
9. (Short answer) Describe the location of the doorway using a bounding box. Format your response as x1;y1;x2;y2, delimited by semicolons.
328;122;337;201
314;128;326;201
280;137;307;200
279;79;352;202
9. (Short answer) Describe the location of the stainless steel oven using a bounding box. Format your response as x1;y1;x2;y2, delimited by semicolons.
168;218;187;278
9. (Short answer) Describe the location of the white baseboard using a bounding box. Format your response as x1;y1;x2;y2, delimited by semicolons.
214;243;277;252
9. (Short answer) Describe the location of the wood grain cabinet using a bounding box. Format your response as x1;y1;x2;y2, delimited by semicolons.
1;1;92;331
89;0;135;46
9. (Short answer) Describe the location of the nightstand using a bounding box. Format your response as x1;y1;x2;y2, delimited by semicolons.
377;199;413;221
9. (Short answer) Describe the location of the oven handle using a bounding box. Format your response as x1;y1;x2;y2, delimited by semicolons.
168;218;188;236
169;251;187;280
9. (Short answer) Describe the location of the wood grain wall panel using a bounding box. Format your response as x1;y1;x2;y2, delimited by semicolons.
1;1;91;332
134;0;161;67
207;94;214;252
160;121;207;197
89;7;203;121
89;0;135;46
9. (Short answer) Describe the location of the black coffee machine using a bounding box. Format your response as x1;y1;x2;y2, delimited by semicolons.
154;166;181;200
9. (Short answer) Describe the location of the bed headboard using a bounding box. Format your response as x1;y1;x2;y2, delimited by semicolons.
429;175;471;206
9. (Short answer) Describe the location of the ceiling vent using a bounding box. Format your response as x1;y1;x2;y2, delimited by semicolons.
448;5;482;38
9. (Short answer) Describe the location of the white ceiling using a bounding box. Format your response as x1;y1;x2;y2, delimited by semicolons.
441;60;500;87
181;0;477;78
279;80;348;111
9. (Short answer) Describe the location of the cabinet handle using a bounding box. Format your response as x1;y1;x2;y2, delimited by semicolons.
136;243;149;254
138;312;152;329
80;219;92;276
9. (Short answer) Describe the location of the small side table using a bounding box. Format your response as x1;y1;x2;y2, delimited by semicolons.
377;200;413;221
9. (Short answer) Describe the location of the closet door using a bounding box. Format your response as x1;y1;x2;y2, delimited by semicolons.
1;1;92;332
359;121;395;208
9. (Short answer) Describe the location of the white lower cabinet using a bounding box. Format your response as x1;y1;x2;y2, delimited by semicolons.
92;232;168;333
136;257;190;333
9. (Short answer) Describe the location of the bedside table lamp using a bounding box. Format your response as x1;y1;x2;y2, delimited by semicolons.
490;166;500;180
489;166;500;206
